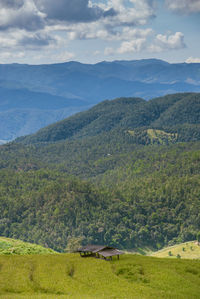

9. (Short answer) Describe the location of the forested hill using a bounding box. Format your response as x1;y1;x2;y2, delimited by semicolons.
0;92;200;252
18;92;200;144
2;59;200;141
0;143;200;251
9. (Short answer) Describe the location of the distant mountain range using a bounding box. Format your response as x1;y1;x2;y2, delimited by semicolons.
0;59;200;141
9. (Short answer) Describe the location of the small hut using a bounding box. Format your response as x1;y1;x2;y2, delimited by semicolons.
77;245;124;261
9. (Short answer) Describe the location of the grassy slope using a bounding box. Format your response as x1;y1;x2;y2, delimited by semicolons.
0;237;56;255
0;254;200;299
151;241;200;259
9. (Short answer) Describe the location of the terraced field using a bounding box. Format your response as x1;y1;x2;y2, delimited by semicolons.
0;253;200;298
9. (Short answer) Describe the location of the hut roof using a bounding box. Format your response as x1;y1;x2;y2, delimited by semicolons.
78;245;107;253
78;245;124;257
98;248;124;257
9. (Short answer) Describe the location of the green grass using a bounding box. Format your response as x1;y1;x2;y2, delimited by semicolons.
0;254;200;298
127;128;178;145
151;241;200;259
147;129;178;144
0;237;56;255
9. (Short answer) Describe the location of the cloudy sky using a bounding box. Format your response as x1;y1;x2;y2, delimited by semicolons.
0;0;199;64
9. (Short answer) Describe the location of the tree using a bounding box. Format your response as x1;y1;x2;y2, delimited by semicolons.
197;232;200;244
65;236;85;253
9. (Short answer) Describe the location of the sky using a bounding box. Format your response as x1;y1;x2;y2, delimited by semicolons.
0;0;200;64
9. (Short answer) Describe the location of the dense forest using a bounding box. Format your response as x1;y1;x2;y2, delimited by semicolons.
0;93;200;251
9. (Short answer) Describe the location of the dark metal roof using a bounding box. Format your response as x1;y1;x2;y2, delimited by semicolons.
93;246;114;253
77;245;108;253
77;245;124;257
98;249;124;257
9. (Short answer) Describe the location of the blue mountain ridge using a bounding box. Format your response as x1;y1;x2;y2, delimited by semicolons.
0;59;200;140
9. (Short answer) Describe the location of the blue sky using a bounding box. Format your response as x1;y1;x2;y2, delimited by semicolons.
0;0;199;64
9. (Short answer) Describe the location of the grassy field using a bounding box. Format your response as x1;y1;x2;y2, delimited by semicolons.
147;129;178;144
0;237;56;255
0;253;200;299
151;241;200;259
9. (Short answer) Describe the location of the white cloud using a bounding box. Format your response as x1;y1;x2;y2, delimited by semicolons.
186;57;200;63
0;0;45;31
50;51;75;62
0;35;17;48
0;0;24;9
65;23;153;44
117;38;146;54
0;28;59;49
149;32;186;52
121;27;153;40
0;0;190;63
106;0;156;26
93;50;100;56
63;0;156;42
18;32;58;49
104;47;114;55
165;0;200;14
0;1;157;48
104;30;186;56
66;22;111;40
0;50;25;63
34;0;116;23
0;0;117;33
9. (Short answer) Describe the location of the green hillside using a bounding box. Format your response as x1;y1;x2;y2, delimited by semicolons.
151;241;200;259
17;93;200;144
0;254;200;298
0;237;56;255
0;143;199;252
0;93;200;252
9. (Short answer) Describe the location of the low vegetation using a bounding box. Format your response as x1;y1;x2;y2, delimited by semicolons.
0;253;200;298
0;237;56;255
151;241;200;259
